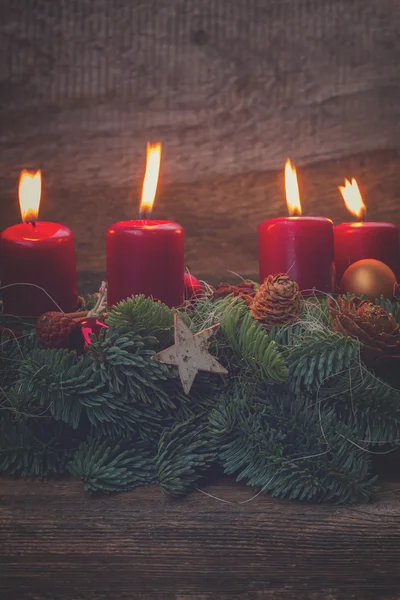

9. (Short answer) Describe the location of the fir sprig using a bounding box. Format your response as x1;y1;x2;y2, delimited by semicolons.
157;415;217;497
220;298;288;384
209;388;377;503
284;330;360;393
107;295;175;346
68;437;156;493
321;365;400;443
86;329;179;409
0;291;399;505
0;416;79;477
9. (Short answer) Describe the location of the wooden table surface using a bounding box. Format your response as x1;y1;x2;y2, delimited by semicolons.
1;474;400;600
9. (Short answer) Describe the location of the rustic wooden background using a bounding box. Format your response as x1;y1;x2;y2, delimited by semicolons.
0;0;400;279
2;473;400;600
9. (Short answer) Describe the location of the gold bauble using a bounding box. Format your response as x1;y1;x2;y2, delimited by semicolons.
340;259;397;300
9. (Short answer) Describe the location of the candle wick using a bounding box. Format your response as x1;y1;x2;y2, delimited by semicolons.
28;220;36;228
360;208;367;223
139;209;152;220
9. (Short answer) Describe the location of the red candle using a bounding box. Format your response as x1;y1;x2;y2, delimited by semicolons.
334;179;400;285
107;143;184;308
258;159;335;292
0;171;79;317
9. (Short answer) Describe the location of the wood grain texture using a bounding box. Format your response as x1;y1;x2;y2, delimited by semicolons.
0;1;400;277
1;0;400;184
1;475;400;599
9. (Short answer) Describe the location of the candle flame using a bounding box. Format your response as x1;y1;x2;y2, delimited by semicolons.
338;178;366;220
19;170;42;222
285;158;301;216
139;143;162;218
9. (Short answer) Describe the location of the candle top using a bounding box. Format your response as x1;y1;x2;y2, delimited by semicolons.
2;222;72;243
335;221;398;230
260;216;333;225
109;220;183;232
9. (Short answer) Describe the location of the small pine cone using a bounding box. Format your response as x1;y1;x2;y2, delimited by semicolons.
213;282;257;306
250;274;300;328
327;296;400;366
36;311;84;352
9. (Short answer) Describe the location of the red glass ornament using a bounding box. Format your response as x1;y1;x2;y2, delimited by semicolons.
184;272;202;300
79;317;109;347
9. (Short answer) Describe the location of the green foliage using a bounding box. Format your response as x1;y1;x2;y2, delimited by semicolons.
220;298;288;384
1;290;400;505
0;330;37;391
107;295;175;346
86;329;178;408
157;415;217;497
18;347;103;429
284;330;360;393
209;388;377;504
15;333;185;439
320;365;400;444
68;437;156;493
0;415;78;477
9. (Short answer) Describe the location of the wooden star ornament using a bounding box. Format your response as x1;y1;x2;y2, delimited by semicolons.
152;314;228;394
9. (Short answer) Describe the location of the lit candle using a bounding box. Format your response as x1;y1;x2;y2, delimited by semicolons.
258;159;335;292
0;170;79;317
334;179;400;286
107;143;184;307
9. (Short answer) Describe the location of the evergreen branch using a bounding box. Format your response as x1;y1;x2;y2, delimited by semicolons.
209;388;377;503
285;330;360;393
107;295;175;346
17;348;103;428
86;329;180;409
1;288;400;505
0;330;37;392
16;334;186;437
157;415;217;497
0;416;78;477
220;300;288;384
68;437;156;493
320;365;400;444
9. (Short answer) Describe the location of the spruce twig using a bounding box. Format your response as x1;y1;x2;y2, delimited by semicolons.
68;437;156;493
0;290;399;504
157;415;217;497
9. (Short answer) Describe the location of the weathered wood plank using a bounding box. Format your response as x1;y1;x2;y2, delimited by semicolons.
0;0;400;184
0;0;400;186
1;476;400;599
1;1;400;277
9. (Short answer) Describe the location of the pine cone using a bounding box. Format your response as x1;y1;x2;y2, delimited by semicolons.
213;282;256;306
250;274;300;328
327;296;400;366
36;312;84;352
